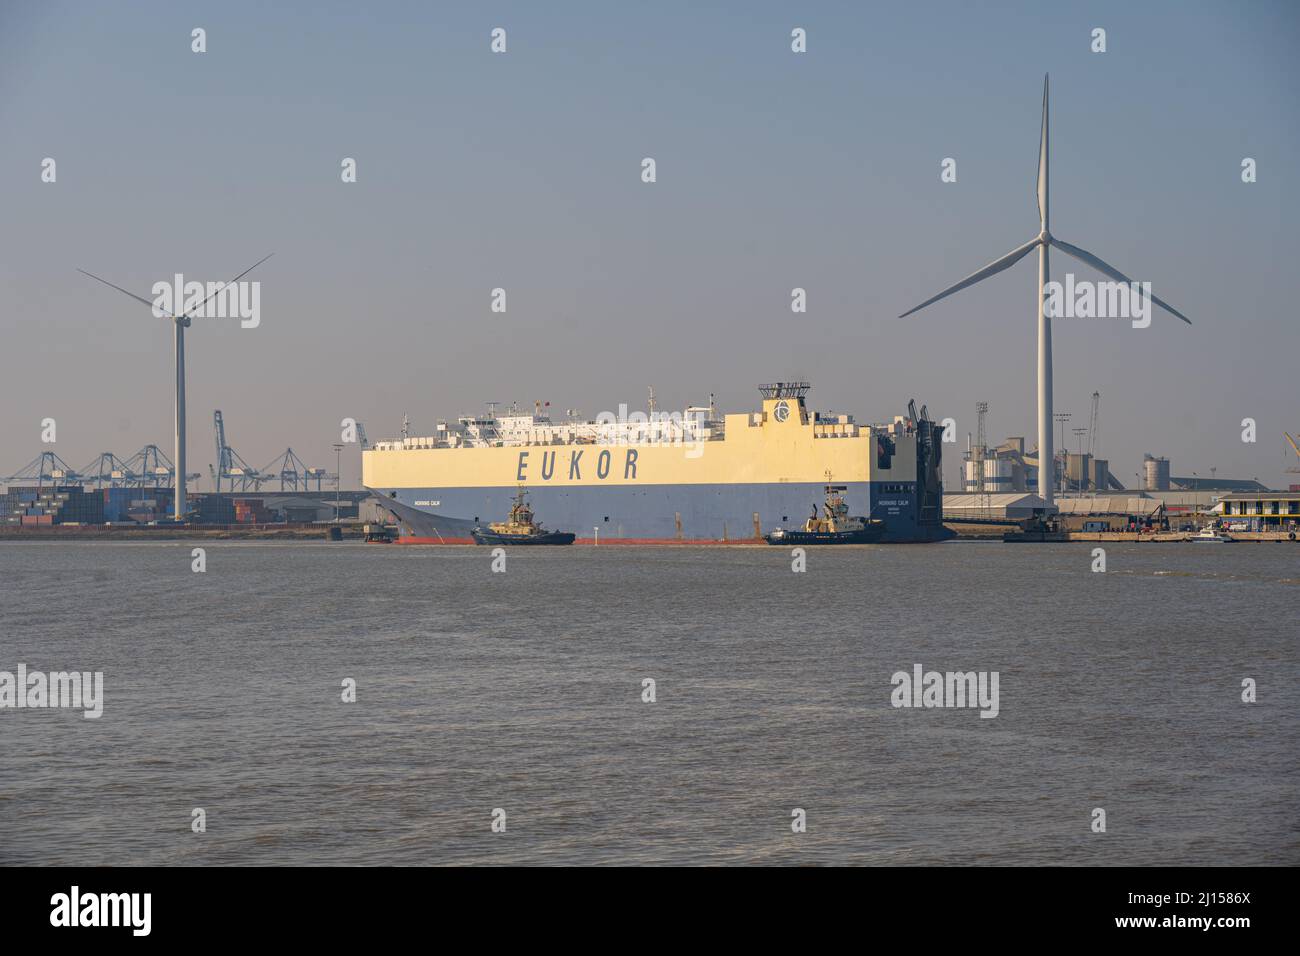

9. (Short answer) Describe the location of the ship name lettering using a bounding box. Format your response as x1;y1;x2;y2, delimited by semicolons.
522;448;642;482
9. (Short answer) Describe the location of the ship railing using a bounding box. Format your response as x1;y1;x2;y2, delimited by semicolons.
372;428;727;450
813;424;860;438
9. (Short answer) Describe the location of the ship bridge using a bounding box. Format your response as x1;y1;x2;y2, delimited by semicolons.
757;382;810;400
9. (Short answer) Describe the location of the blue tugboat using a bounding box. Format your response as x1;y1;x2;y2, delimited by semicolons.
471;488;576;546
765;486;884;545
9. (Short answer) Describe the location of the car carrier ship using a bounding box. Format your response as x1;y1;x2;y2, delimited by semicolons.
362;382;952;544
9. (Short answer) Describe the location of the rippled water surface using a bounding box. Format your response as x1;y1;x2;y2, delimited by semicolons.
1;540;1296;865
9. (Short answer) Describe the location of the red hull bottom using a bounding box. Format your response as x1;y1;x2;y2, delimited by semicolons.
397;536;766;546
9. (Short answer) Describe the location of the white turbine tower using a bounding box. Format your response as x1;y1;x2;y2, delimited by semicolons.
79;255;273;520
899;75;1190;505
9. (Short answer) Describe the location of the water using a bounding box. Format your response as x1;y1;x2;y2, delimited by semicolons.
1;540;1296;866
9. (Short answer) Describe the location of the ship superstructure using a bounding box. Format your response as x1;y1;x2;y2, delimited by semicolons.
379;400;721;450
363;383;951;543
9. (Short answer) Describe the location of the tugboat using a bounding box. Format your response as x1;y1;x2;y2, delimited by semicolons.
764;485;885;545
471;488;575;546
363;523;396;544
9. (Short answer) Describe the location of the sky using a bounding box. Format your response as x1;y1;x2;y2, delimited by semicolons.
1;0;1297;490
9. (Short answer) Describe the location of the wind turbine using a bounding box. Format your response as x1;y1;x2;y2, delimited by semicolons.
899;75;1190;505
78;254;273;520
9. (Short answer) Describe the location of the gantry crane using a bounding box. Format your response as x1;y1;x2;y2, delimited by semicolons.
212;410;264;492
259;447;332;491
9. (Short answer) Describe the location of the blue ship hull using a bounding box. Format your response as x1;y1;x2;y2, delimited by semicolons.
370;481;953;543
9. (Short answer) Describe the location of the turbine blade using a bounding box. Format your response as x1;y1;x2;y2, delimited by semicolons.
1050;237;1192;324
1037;74;1049;230
77;269;173;317
181;253;275;319
899;236;1041;318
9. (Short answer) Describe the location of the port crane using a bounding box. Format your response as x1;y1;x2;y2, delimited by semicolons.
78;452;133;488
2;451;80;489
1285;432;1300;475
4;446;197;491
120;444;198;489
212;410;264;492
259;447;331;492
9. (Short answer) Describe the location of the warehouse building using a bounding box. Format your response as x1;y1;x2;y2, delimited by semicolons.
942;493;1053;521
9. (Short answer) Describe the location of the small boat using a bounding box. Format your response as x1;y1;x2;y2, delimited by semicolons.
471;488;575;546
1192;527;1233;543
363;523;396;544
765;485;885;545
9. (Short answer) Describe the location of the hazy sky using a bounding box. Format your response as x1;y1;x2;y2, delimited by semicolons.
2;0;1297;490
